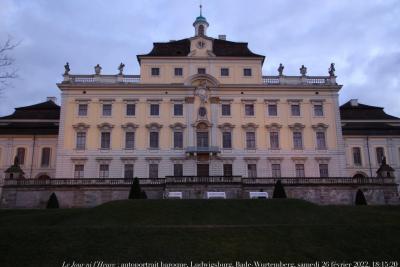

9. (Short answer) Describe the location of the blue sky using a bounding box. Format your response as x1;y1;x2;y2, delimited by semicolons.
1;0;399;116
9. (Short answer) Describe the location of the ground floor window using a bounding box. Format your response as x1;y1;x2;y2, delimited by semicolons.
124;164;134;179
74;164;84;178
248;164;257;178
99;164;109;178
149;164;158;178
173;164;183;176
319;164;329;177
295;164;305;177
271;164;281;178
223;164;233;177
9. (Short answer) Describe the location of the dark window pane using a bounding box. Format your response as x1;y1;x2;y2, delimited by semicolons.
101;132;111;149
150;132;159;148
74;164;84;178
223;164;233;176
244;68;252;76
222;132;232;149
149;164;158;178
245;104;254;116
272;164;281;178
314;104;324;116
102;104;112;116
17;147;26;165
353;147;362;166
291;104;300;116
221;68;229;76
198;68;206;74
246;132;256;149
76;132;86;150
125;132;135;149
270;132;279;149
150;104;159;116
221;104;231;116
124;164;134;179
268;104;277;116
174;68;183;76
41;147;51;167
293;132;303;149
316;132;326;149
248;164;257;177
197;132;209;148
126;104;135;116
174;104;183;116
78;104;88;116
151;68;160;76
173;164;183;176
319;164;329;177
99;164;109;178
376;147;385;164
174;131;183;149
295;164;305;177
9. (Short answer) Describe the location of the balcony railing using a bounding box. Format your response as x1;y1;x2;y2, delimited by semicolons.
185;146;221;155
63;74;141;84
262;75;336;86
3;177;395;187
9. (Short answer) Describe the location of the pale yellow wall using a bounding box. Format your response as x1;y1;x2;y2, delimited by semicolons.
61;88;338;151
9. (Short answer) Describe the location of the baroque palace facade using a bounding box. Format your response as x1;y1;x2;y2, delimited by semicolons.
0;12;399;207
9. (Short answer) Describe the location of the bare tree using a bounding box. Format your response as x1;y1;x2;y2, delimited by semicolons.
0;36;20;92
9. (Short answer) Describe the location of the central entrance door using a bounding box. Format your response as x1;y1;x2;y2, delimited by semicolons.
197;164;209;177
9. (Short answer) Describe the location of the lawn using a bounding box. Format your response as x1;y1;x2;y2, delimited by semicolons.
0;199;399;266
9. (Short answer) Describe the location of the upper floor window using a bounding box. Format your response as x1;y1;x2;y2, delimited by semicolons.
150;132;159;149
248;164;257;177
76;132;86;150
16;147;26;165
173;164;183;177
197;68;206;74
243;68;252;76
270;131;280;150
314;104;324;116
173;103;183;116
293;132;303;150
99;164;109;178
272;164;281;178
125;132;135;150
126;103;135;116
319;164;329;177
291;104;301;116
174;68;183;76
268;104;277;116
221;68;229;76
223;164;233;177
151;67;160;76
173;131;183;149
316;132;327;150
295;164;305;177
376;147;385;165
150;104;160;116
124;164;134;179
101;132;111;150
78;103;88;116
74;164;84;178
221;104;231;116
245;104;255;116
196;132;209;148
222;132;232;149
41;147;51;168
102;104;112;116
246;132;256;149
353;147;362;166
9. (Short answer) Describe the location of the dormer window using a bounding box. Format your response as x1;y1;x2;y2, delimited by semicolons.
244;68;252;76
151;67;160;76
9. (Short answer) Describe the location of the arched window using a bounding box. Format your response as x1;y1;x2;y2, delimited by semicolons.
16;147;26;165
198;25;204;36
41;147;51;167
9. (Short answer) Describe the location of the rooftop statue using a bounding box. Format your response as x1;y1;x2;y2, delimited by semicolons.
118;62;125;75
329;63;336;77
278;63;284;76
300;65;307;76
64;62;70;75
94;64;102;75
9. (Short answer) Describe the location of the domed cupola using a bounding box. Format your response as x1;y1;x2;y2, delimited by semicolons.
193;5;209;36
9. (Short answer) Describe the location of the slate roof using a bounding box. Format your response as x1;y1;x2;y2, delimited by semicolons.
0;100;60;135
340;101;400;121
137;38;265;63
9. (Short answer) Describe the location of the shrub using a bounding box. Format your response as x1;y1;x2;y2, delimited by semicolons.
355;189;367;205
46;193;59;209
129;178;147;199
273;180;287;199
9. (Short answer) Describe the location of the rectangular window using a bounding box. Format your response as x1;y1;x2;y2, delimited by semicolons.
221;104;231;116
78;104;88;116
314;104;324;116
150;104;159;116
223;164;233;177
268;104;277;116
151;67;160;76
270;131;280;149
293;132;303;150
221;68;229;76
248;164;257;178
197;132;209;148
41;147;51;167
245;104;255;116
174;67;183;76
243;68;252;76
102;104;112;116
197;68;206;74
173;164;183;177
222;132;232;149
353;147;362;166
173;103;183;116
74;164;84;178
173;131;183;149
99;164;109;178
316;132;327;150
101;132;111;149
150;132;159;149
124;164;134;179
319;164;329;177
16;147;26;165
76;132;86;150
126;103;135;116
149;164;158;178
295;164;305;177
125;132;135;149
376;147;385;165
246;132;256;149
271;164;281;178
291;104;300;116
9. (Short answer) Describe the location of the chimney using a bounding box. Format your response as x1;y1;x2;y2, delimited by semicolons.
47;96;57;103
218;35;226;40
350;99;358;107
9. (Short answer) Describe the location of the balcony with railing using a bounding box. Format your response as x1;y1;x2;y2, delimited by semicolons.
62;74;141;84
262;75;337;86
3;176;396;187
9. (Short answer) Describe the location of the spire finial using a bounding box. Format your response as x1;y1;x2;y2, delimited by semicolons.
200;3;202;16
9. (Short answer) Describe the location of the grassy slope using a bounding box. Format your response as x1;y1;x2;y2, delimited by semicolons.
0;199;399;266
